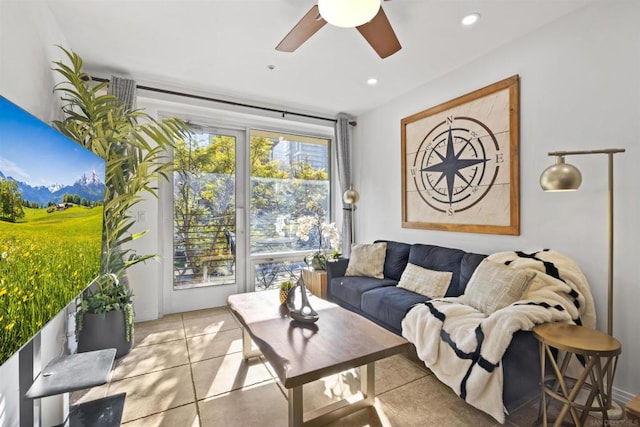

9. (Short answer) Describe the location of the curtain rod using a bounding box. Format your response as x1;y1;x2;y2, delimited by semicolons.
86;76;348;125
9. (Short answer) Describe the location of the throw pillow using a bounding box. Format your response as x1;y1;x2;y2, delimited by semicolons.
345;242;387;279
461;259;536;315
397;263;453;298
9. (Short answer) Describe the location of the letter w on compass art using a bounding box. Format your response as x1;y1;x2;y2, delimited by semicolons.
401;76;520;235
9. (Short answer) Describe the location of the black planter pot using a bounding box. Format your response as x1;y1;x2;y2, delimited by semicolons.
77;310;133;358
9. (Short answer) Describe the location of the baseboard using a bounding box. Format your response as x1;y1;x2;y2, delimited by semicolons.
613;386;635;404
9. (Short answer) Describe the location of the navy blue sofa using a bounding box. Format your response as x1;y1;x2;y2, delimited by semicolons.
325;240;542;409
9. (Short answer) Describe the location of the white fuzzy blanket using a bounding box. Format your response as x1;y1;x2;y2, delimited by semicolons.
401;250;596;424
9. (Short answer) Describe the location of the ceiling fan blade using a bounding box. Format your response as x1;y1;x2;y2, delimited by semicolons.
276;5;327;52
357;7;401;59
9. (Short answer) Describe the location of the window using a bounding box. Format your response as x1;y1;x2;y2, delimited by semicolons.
249;130;331;290
250;130;330;253
171;127;331;291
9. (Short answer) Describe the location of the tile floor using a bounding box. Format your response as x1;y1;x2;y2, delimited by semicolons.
72;306;632;426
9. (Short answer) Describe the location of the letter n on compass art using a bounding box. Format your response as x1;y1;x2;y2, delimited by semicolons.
401;75;520;235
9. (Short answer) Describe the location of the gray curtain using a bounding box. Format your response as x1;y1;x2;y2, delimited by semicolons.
106;76;137;289
335;113;354;257
107;76;137;110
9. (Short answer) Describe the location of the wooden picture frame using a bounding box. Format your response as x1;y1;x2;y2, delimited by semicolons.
401;75;520;235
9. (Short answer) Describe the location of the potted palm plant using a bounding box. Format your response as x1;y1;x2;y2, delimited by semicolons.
53;47;189;357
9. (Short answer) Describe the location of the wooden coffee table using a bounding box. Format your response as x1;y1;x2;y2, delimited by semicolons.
227;289;409;427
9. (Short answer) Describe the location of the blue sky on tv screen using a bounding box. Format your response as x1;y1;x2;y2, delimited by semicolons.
0;96;105;187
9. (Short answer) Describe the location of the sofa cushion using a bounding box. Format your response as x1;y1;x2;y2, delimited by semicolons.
374;240;411;281
330;276;397;309
453;252;488;297
345;242;387;279
461;259;537;315
408;244;465;296
361;286;429;333
397;263;452;298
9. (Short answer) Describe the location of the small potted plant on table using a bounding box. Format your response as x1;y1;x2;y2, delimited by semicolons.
279;280;294;305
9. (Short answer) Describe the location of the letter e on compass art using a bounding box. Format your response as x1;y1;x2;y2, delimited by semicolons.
401;76;520;235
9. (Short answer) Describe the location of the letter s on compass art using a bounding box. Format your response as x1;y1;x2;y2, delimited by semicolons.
401;76;520;235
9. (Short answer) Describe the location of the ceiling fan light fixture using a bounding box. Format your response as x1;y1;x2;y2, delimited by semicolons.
318;0;381;28
461;13;481;27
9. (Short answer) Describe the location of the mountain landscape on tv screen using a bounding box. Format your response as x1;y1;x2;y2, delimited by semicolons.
0;170;105;205
0;95;107;366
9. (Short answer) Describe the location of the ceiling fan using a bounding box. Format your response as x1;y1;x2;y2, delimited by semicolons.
276;0;401;59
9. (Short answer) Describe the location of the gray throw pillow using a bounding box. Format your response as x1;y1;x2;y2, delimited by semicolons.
461;259;536;315
345;242;387;279
397;263;453;298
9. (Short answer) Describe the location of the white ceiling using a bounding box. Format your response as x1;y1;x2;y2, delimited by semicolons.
45;0;600;117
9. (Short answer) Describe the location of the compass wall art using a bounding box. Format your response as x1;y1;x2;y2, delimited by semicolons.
401;75;520;235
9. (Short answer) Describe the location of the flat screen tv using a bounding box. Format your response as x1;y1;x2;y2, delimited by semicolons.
0;95;106;367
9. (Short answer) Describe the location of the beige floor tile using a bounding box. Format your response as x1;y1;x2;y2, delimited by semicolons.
191;351;273;400
183;311;239;338
181;306;231;320
134;319;185;347
374;353;429;394
322;399;392;427
122;403;199;427
107;365;195;423
376;375;497;427
187;328;243;362
198;382;288;427
146;312;184;324
135;313;182;327
507;397;629;427
70;383;109;406
112;340;190;380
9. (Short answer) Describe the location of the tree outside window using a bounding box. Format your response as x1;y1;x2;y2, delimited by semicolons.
173;130;330;288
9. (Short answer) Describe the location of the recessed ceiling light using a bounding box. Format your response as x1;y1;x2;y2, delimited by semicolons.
461;13;480;27
367;78;378;86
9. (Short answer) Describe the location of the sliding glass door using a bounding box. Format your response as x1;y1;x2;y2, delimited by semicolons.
163;124;330;313
165;127;246;312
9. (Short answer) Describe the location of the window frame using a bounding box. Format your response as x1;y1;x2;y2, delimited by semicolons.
162;110;336;297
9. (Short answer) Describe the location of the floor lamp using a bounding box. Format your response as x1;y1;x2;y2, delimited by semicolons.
539;148;625;337
343;185;359;244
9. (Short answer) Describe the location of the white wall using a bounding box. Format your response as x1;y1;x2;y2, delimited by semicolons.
0;1;71;425
353;1;639;401
0;1;67;123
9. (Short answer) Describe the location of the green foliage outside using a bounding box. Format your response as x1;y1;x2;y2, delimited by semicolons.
0;206;103;364
174;133;330;277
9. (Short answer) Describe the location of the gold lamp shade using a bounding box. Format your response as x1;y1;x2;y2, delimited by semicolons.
539;156;582;191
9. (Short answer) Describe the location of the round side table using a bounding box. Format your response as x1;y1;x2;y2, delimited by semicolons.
533;322;621;427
